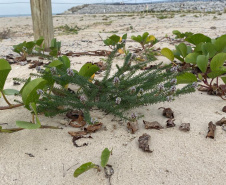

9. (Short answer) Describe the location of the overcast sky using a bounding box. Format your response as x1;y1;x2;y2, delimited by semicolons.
0;0;148;16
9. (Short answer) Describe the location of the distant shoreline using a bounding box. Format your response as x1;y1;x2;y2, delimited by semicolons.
0;13;58;18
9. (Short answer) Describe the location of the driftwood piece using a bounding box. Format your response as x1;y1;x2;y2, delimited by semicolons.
206;121;216;139
138;133;152;153
143;120;163;130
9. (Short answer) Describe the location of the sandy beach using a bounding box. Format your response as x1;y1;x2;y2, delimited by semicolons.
0;11;226;185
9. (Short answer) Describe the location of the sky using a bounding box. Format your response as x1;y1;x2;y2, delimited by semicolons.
0;0;151;16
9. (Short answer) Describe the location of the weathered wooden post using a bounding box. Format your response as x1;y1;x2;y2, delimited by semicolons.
30;0;54;49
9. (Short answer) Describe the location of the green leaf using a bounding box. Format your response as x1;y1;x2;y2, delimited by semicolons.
78;63;99;78
36;37;44;46
22;78;47;108
101;148;111;168
131;35;142;43
16;102;41;129
214;35;226;52
210;53;226;71
207;70;226;78
185;33;211;45
0;59;11;90
185;53;199;64
161;48;174;62
201;43;217;58
26;41;36;49
177;72;197;84
46;60;63;72
3;89;19;95
194;43;203;53
19;77;31;94
16;121;41;129
122;33;127;40
103;38;113;46
221;76;226;84
73;162;97;178
109;35;120;43
196;55;209;73
59;55;70;68
172;30;181;36
142;32;149;42
177;43;187;58
51;38;57;48
49;49;58;57
198;73;203;80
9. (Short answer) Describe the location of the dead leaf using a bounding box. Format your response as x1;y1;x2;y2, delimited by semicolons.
138;133;152;153
143;120;163;130
66;110;83;119
72;135;92;147
29;60;43;69
206;121;216;139
158;107;174;118
94;61;106;71
222;106;226;113
216;117;226;126
68;131;87;137
166;119;176;128
141;65;156;70
179;123;190;132
84;123;103;133
127;121;138;134
69;115;86;128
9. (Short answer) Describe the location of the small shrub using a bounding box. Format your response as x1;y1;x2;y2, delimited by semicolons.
0;29;10;40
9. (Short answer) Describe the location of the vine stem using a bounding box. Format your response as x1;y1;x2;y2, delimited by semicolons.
0;103;23;110
1;90;12;106
0;125;62;133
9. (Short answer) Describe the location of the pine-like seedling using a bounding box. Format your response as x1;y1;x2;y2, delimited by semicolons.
37;44;195;124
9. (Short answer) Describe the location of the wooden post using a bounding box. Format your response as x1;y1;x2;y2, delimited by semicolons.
30;0;54;49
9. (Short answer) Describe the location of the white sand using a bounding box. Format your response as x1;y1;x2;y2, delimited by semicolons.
0;13;226;185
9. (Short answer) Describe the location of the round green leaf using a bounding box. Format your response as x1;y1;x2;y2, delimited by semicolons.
101;148;111;168
78;63;99;78
210;53;226;72
185;53;199;64
161;48;174;62
22;78;47;108
214;35;226;52
0;59;11;90
201;43;217;58
185;33;211;45
177;43;187;58
3;89;19;95
196;55;209;73
177;72;197;84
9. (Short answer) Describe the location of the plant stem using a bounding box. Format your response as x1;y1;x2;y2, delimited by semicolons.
0;125;62;133
32;114;35;123
0;103;23;110
1;90;12;106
